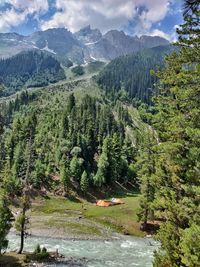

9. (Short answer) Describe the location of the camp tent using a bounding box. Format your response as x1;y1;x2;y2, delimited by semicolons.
96;200;112;207
96;198;125;207
111;198;125;204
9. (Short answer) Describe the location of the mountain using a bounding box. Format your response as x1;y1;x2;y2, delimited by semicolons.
0;32;34;59
26;28;85;64
75;25;102;45
0;50;65;96
97;45;174;103
79;28;169;61
0;28;84;65
0;27;170;64
140;35;170;48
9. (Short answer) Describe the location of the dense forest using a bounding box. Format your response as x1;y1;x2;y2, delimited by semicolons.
0;76;149;197
0;1;199;266
97;45;175;104
0;50;65;96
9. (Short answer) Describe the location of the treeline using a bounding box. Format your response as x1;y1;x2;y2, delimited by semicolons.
97;45;174;104
137;8;200;267
0;50;65;96
0;92;137;196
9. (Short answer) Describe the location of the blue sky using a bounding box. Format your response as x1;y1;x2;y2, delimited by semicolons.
0;0;183;40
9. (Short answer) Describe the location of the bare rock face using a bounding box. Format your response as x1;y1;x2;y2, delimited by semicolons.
0;27;170;63
75;25;102;45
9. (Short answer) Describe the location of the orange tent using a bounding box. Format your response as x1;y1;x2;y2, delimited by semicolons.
111;198;125;204
96;200;112;207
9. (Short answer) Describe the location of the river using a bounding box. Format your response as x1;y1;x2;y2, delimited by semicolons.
8;233;159;267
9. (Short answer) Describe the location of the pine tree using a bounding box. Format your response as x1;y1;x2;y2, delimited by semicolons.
111;133;122;181
179;223;200;267
67;93;75;113
150;8;200;267
70;156;83;181
183;0;200;17
60;163;70;190
94;137;110;187
137;131;156;229
15;194;31;254
0;196;12;255
80;171;89;193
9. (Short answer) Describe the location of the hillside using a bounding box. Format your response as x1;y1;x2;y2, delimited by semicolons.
0;50;65;96
0;75;153;241
97;45;175;103
0;77;150;193
0;2;199;267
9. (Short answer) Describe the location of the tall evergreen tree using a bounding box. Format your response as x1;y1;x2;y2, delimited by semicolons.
183;0;200;16
94;137;111;187
111;133;122;181
67;93;76;113
143;7;200;267
0;196;12;255
80;171;89;193
137;131;156;229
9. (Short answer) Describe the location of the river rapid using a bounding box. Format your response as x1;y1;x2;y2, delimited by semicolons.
8;233;159;267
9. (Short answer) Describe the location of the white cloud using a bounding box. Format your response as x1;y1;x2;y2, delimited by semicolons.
147;28;178;42
0;0;49;32
6;0;48;14
148;29;170;40
41;0;171;34
0;8;27;32
0;0;174;36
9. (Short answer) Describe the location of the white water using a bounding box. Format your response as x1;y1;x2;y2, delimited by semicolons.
8;233;159;267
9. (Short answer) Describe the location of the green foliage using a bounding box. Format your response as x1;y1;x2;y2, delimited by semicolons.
0;197;12;254
67;93;76;113
0;76;144;198
137;132;157;226
60;163;71;189
97;45;175;103
139;8;200;267
86;61;105;73
180;224;200;267
94;137;110;187
70;156;83;181
0;50;65;96
71;65;85;76
31;160;47;188
15;214;26;232
34;244;41;254
25;244;50;262
80;171;89;192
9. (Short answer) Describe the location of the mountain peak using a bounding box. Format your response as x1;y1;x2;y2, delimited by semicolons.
79;25;91;33
140;35;170;47
0;26;170;64
75;25;102;45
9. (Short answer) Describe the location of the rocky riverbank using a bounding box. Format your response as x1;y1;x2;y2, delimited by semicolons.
10;213;117;241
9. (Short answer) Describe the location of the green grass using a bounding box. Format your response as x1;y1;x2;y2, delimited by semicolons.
31;191;143;237
0;253;27;267
32;196;82;214
85;193;142;236
47;219;102;236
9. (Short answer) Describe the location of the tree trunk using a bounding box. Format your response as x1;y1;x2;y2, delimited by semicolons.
18;227;24;254
143;208;148;229
18;207;25;254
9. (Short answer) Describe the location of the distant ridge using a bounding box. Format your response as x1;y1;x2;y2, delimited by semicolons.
0;27;169;64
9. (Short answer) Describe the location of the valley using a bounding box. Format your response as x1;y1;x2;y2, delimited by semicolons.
0;2;199;266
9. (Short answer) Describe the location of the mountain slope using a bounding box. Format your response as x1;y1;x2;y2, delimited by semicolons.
0;27;170;64
97;45;174;103
83;29;169;61
0;50;65;96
